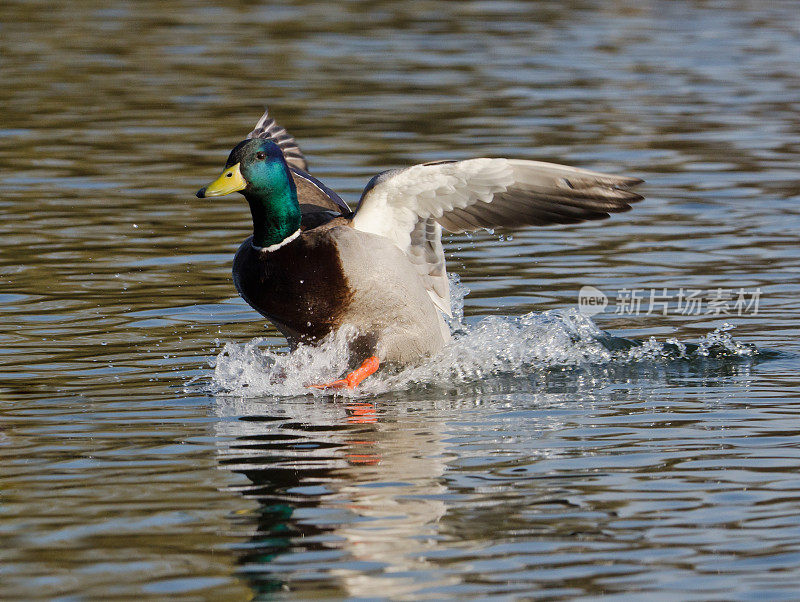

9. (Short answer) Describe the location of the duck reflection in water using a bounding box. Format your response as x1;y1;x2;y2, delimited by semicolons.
211;353;761;598
213;394;452;598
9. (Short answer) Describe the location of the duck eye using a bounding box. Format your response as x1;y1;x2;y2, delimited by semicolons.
255;151;267;160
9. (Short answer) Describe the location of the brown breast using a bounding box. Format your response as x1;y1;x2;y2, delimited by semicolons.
233;224;354;346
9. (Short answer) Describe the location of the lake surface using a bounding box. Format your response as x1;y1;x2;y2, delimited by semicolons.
3;0;800;599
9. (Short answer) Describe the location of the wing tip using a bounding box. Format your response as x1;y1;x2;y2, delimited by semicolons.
614;190;645;205
244;106;309;171
617;176;645;188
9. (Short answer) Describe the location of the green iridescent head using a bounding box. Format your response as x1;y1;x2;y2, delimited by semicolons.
197;139;301;248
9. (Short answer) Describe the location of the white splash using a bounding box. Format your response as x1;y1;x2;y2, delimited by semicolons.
206;271;757;399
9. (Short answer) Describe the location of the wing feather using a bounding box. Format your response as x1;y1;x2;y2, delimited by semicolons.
407;218;451;316
246;108;308;171
351;157;643;315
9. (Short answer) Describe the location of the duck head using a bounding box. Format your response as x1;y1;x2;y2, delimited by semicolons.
197;139;301;248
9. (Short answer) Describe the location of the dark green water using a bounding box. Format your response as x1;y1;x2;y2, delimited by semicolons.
2;1;800;599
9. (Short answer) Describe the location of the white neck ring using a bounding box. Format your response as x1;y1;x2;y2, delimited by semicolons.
253;228;302;253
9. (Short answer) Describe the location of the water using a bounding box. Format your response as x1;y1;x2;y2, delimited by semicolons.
2;0;800;598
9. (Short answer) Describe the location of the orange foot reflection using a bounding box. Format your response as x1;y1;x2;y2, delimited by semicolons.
346;402;377;424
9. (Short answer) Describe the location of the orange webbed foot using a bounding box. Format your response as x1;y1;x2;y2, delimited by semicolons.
309;356;380;390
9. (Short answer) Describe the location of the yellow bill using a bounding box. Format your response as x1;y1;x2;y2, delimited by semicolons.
196;163;246;198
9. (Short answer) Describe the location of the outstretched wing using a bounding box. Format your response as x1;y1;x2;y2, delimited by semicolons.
351;157;643;315
406;217;450;315
246;108;308;171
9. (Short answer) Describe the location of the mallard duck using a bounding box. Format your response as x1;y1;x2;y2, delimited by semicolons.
197;109;643;389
